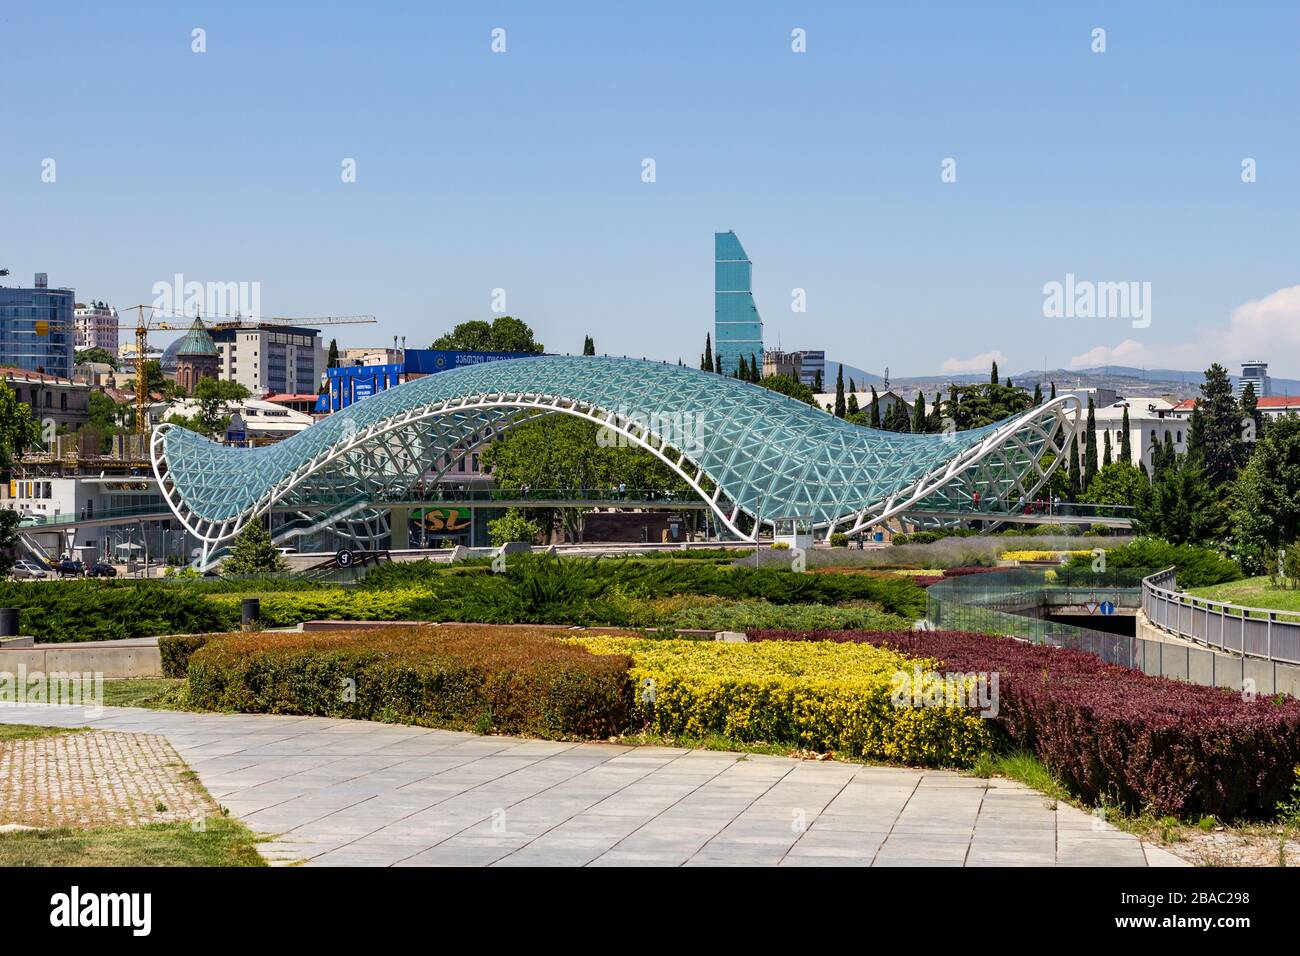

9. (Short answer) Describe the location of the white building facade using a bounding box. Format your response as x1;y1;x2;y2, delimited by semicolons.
73;303;119;357
210;324;326;397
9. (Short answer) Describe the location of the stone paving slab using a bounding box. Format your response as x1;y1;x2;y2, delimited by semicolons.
0;704;1189;867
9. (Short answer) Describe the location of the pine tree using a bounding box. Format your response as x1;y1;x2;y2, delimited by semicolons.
990;361;999;385
221;519;286;575
834;365;846;418
912;392;927;433
1187;363;1243;487
869;386;881;427
1120;406;1132;464
1084;397;1099;489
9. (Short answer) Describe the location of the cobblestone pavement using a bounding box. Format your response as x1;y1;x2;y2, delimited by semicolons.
0;705;1188;867
0;728;212;829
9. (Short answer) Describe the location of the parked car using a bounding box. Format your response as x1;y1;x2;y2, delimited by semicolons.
55;559;84;577
10;560;49;580
86;560;117;578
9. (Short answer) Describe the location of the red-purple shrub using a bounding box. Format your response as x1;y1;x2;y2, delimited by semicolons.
941;566;1005;578
748;628;1300;819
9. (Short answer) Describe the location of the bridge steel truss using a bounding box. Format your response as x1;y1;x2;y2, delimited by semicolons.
150;356;1081;567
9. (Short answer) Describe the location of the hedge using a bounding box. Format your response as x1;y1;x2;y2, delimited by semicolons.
0;581;232;642
1064;537;1241;589
749;629;1300;819
184;626;632;739
572;636;993;766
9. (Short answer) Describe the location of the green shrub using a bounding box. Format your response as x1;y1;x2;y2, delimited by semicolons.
1065;537;1241;589
829;533;848;548
159;634;212;678
185;626;632;739
0;581;231;642
573;636;993;765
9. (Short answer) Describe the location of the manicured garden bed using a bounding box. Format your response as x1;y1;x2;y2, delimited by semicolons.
10;554;926;641
183;625;633;739
749;628;1300;820
571;635;992;765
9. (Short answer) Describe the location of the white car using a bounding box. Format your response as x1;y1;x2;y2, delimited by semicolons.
10;560;50;580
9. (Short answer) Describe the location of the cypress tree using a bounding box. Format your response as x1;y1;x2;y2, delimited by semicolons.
1119;406;1132;464
834;365;846;418
1084;397;1099;489
702;334;713;372
813;369;823;393
869;386;881;427
912;392;927;433
327;338;340;369
847;392;860;417
751;353;760;382
1240;381;1263;455
1067;437;1081;500
1103;430;1112;468
990;361;999;385
1050;381;1056;400
1032;382;1043;406
583;335;596;356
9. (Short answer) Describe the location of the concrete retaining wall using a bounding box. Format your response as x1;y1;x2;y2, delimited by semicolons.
0;644;161;679
1135;612;1300;697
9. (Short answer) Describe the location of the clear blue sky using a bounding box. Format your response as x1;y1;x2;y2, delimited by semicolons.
3;1;1299;377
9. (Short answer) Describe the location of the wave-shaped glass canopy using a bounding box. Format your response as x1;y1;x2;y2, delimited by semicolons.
151;356;1078;557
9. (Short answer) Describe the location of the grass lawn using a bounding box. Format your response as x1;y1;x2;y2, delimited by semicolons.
0;817;266;867
0;723;84;742
0;721;266;866
102;678;186;708
1188;576;1300;616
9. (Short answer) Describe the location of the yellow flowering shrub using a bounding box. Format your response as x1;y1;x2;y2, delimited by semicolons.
570;636;993;766
999;549;1092;562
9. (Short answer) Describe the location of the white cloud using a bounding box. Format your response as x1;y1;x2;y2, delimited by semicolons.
1069;284;1300;373
941;349;1006;374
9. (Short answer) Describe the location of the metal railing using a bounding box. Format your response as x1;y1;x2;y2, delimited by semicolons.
907;499;1136;521
926;567;1146;667
1142;567;1300;665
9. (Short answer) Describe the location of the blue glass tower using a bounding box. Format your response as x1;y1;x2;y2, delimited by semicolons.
714;231;763;376
0;274;75;378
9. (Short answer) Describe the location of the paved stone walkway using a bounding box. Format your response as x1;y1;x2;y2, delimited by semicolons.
0;705;1187;867
0;728;211;829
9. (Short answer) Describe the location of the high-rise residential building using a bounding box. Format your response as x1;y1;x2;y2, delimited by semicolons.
792;350;825;389
714;231;763;376
73;302;120;358
0;273;75;378
1237;360;1270;399
209;323;326;397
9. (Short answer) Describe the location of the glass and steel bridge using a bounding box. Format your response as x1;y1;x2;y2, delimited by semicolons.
150;355;1083;566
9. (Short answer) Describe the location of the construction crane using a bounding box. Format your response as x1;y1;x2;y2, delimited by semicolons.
114;306;376;434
